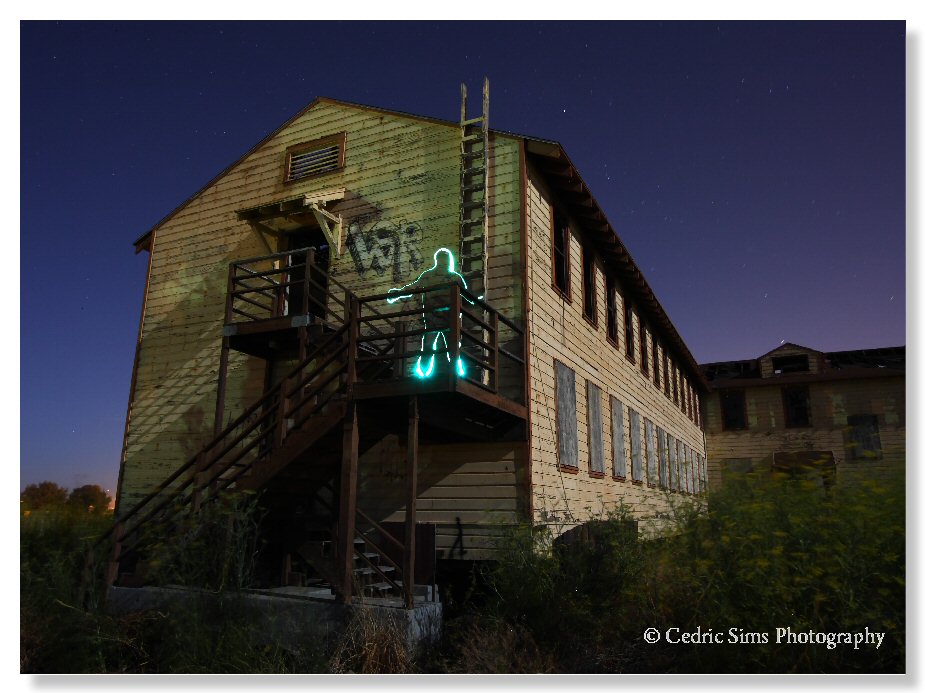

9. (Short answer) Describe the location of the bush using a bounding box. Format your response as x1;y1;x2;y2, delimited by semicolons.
474;471;905;673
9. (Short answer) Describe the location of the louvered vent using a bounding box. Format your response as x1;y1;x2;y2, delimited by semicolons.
284;133;345;183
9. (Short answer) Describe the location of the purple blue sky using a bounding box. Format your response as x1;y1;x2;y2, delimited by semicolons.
20;20;906;493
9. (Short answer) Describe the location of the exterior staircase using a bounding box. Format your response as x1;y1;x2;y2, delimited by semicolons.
88;246;526;609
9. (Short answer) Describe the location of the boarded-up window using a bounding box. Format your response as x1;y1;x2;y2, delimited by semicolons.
682;443;691;493
692;452;700;494
587;381;604;474
668;433;678;491
629;408;643;482
645;418;657;486
657;427;668;489
846;414;882;460
674;439;682;490
555;361;578;470
611;396;626;478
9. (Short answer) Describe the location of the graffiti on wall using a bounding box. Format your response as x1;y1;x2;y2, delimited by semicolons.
345;217;425;282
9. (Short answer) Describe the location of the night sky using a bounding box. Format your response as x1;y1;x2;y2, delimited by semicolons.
20;21;906;493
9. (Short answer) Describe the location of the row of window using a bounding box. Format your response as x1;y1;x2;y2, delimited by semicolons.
555;361;707;493
720;386;812;431
551;208;703;428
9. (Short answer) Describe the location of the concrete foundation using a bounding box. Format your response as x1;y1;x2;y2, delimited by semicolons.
107;585;442;654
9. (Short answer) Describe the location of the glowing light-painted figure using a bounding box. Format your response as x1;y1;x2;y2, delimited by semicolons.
386;248;479;379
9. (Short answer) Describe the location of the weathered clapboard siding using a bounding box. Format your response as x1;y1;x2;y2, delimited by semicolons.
524;160;707;534
704;375;905;488
119;98;525;516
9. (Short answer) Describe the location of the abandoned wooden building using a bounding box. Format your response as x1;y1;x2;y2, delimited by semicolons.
700;342;905;488
110;83;708;606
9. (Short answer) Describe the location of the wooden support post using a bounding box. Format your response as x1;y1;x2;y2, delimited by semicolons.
337;401;359;604
403;396;419;609
396;320;407;381
345;295;358;392
303;248;315;318
275;376;292;448
105;522;125;589
214;338;230;437
490;310;500;393
450;284;461;384
190;451;209;512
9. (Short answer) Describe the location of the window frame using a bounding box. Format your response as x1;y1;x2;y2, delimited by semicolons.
605;275;619;347
782;385;812;428
846;414;882;460
581;241;598;327
624;300;635;363
640;322;649;376
551;207;571;301
720;389;748;431
554;360;579;472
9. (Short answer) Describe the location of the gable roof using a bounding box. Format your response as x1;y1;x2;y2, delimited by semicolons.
132;96;708;389
755;342;822;361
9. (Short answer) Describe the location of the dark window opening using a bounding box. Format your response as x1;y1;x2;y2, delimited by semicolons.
582;243;596;324
846;415;882;460
663;352;671;396
672;367;679;405
624;301;635;361
773;354;810;374
783;386;812;428
606;276;618;345
652;339;660;386
552;210;570;297
680;375;686;413
640;323;649;374
721;391;747;430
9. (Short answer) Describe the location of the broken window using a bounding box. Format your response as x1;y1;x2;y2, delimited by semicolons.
652;338;660;387
552;209;570;298
606;275;619;345
582;243;597;324
772;354;810;374
663;351;671;397
783;385;812;428
624;301;635;362
846;414;882;460
640;322;649;375
720;390;747;430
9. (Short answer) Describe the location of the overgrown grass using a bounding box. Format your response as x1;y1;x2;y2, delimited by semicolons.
22;470;905;673
447;471;905;673
20;503;327;673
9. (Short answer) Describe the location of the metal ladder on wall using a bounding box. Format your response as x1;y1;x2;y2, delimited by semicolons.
458;77;490;298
